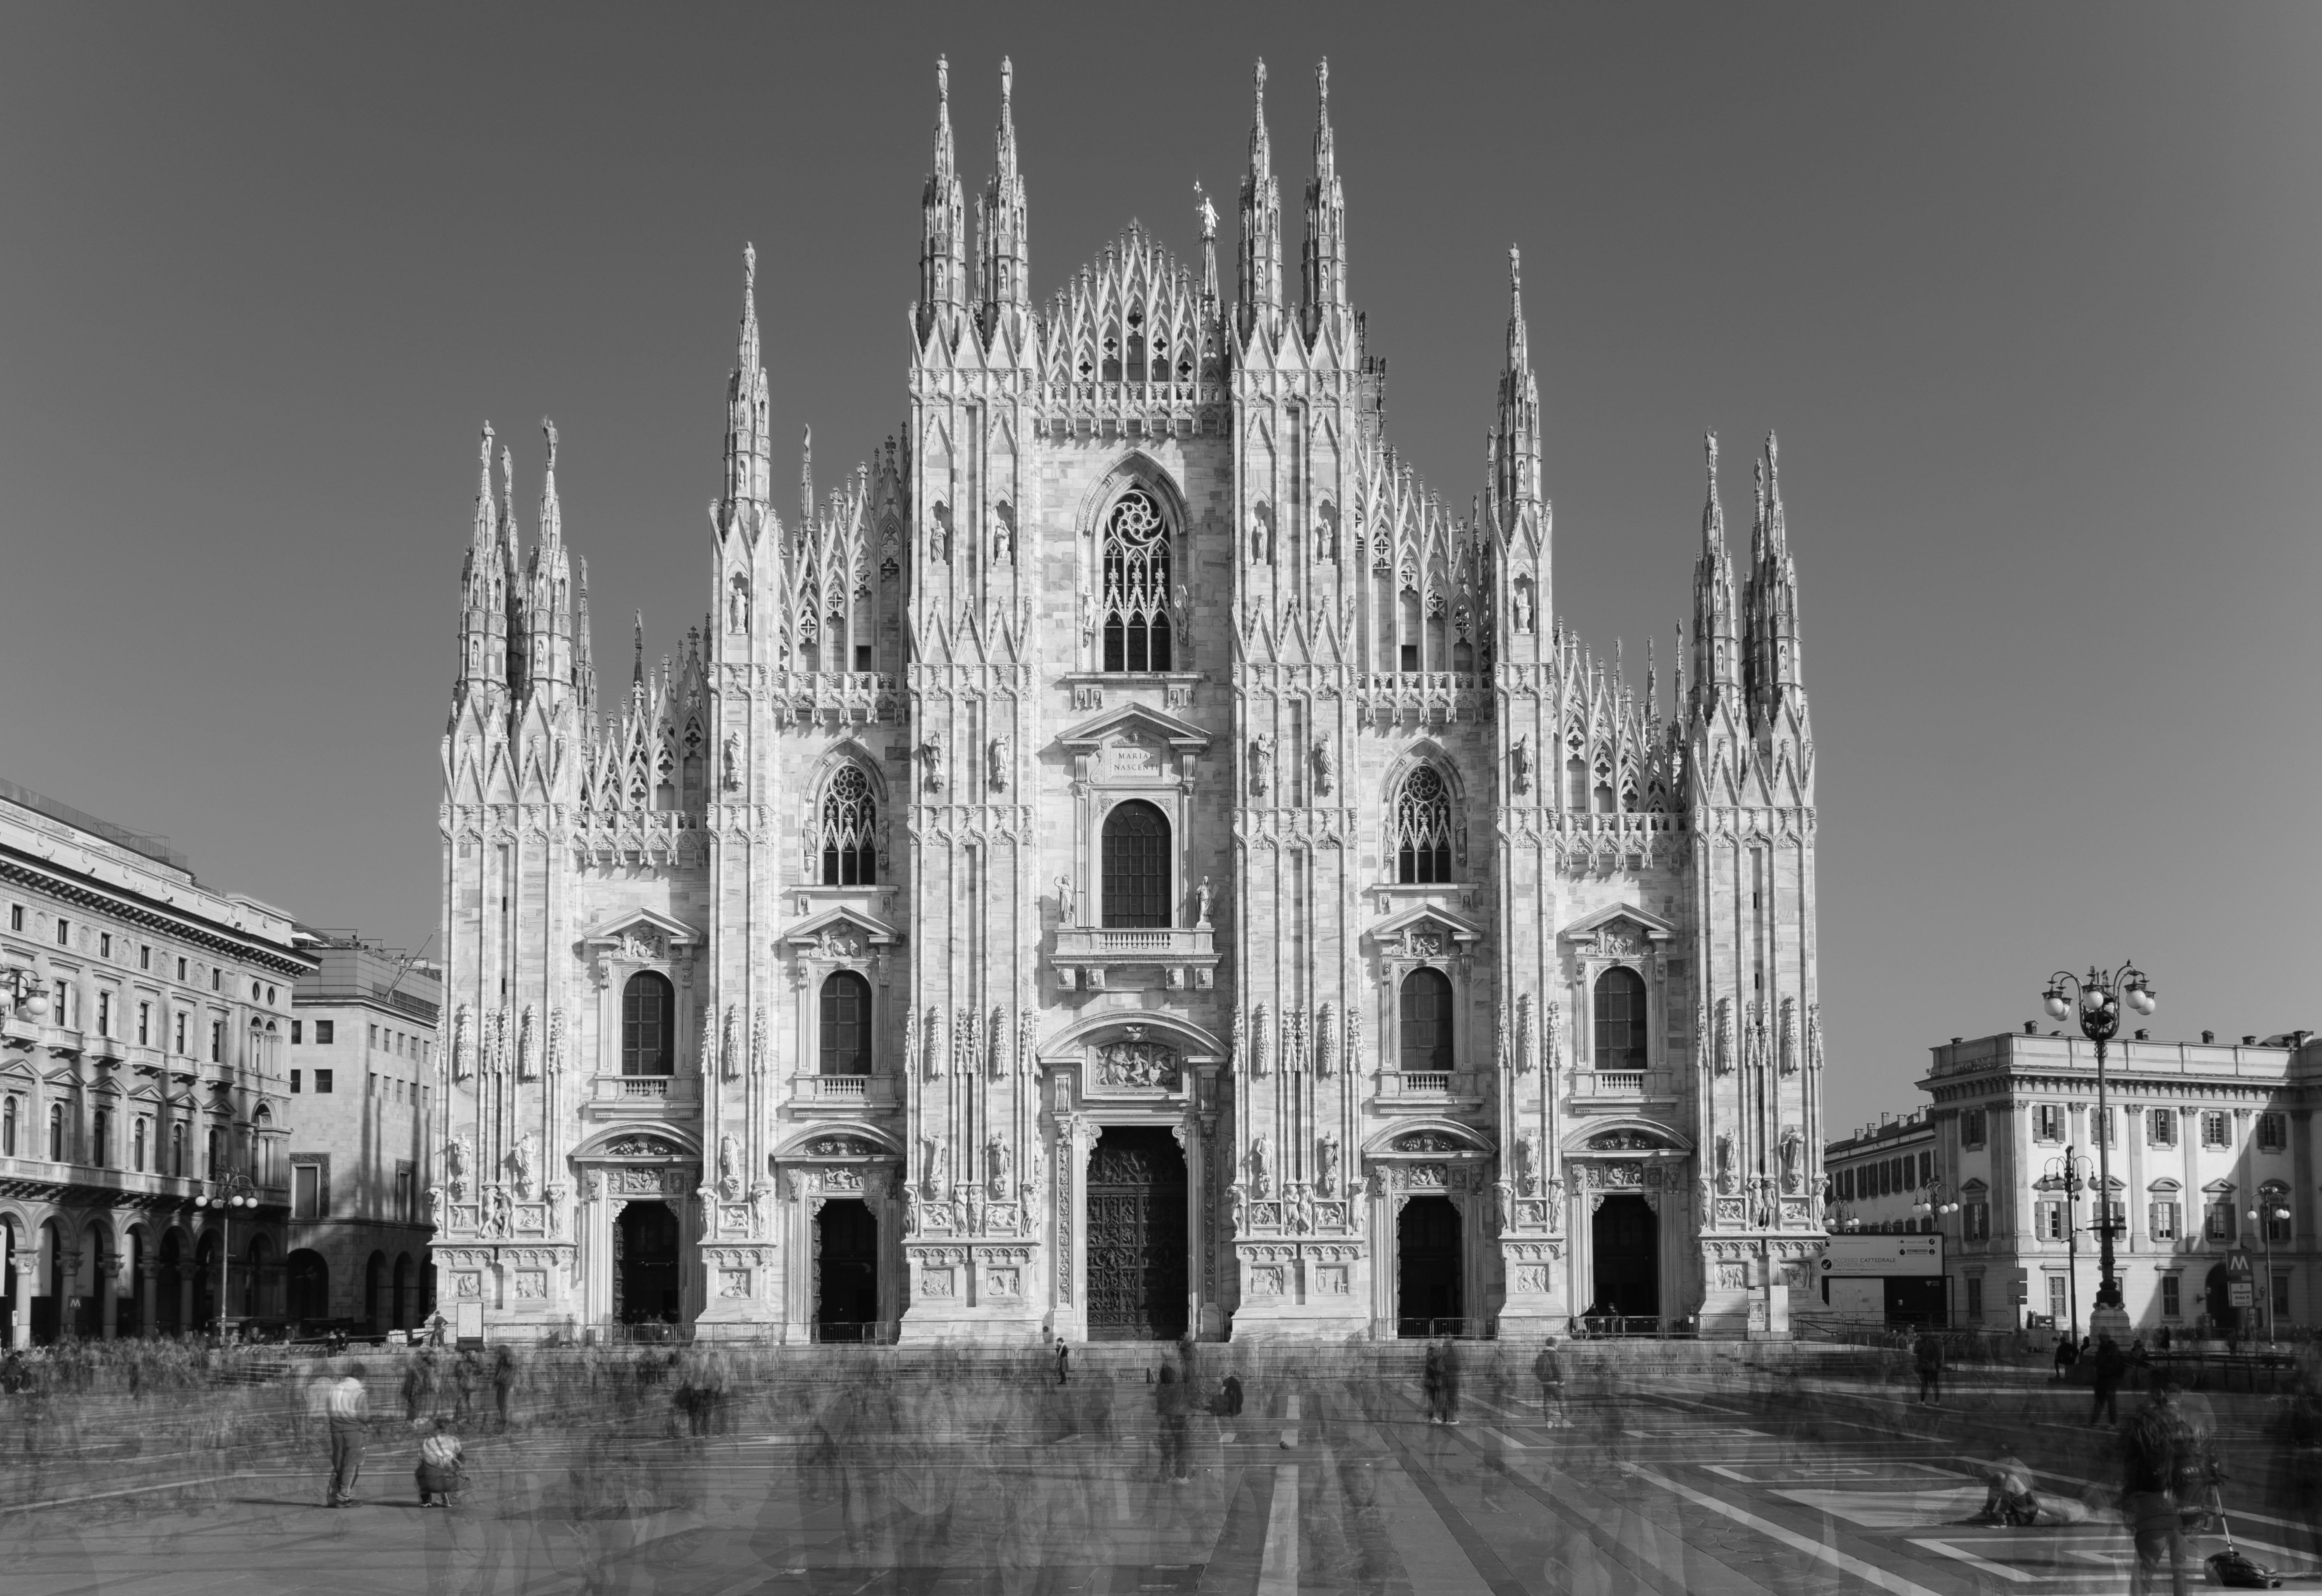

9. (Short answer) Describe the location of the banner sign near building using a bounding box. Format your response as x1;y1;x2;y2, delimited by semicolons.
1819;1235;1943;1277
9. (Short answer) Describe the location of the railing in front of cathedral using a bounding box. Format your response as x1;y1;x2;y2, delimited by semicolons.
800;1075;869;1101
1053;927;1214;958
1388;1072;1454;1096
1581;1070;1649;1096
594;1075;700;1103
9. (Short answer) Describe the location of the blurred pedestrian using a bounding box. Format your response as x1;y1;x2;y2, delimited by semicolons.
325;1361;371;1507
416;1418;465;1506
1440;1339;1463;1425
1533;1337;1566;1425
2090;1335;2127;1426
492;1345;515;1431
2054;1334;2079;1383
1915;1330;1945;1407
1156;1364;1190;1483
1422;1341;1445;1423
2119;1373;2194;1596
1055;1339;1070;1386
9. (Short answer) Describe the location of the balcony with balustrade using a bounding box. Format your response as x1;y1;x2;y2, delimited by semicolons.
1374;1069;1487;1110
1052;925;1218;993
790;1073;899;1115
1571;1068;1676;1104
583;1073;702;1124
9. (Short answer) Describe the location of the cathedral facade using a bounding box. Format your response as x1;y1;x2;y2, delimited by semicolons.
432;58;1826;1343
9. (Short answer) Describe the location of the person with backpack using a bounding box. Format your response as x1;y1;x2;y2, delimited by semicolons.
1533;1338;1567;1426
2120;1375;2195;1596
415;1418;465;1506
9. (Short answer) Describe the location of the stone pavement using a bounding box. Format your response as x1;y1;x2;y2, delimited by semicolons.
3;1358;2320;1594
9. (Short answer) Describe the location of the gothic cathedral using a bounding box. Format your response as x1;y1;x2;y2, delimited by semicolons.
433;58;1826;1343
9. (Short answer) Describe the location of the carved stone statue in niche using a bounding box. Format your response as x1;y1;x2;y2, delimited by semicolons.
507;1132;537;1199
987;734;1010;793
920;731;945;791
1514;1131;1540;1196
1055;875;1077;926
1510;734;1533;794
1248;1134;1271;1199
1316;1133;1340;1198
1715;1133;1736;1194
1312;739;1334;797
1194;876;1215;927
718;1134;742;1201
1250;735;1274;797
445;1134;473;1202
1779;1126;1803;1193
722;731;742;792
987;1133;1011;1197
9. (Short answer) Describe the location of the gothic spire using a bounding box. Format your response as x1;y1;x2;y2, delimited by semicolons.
1690;430;1740;720
1745;432;1805;721
455;422;510;708
575;555;597;720
1300;57;1347;340
517;420;574;712
536;417;561;548
1492;245;1542;527
977;56;1029;339
799;424;814;534
917;55;967;344
498;440;526;703
631;610;646;696
723;243;770;517
1237;58;1283;343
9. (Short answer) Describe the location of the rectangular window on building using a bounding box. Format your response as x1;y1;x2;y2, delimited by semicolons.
91;1107;108;1167
2201;1112;2231;1148
55;918;68;946
2033;1105;2061;1143
98;933;110;960
1961;1109;1985;1149
367;1023;377;1048
2162;1276;2182;1318
1965;1276;1984;1323
210;968;220;991
173;1012;186;1053
2151;1200;2179;1240
292;1162;320;1220
290;1069;301;1092
2274;1274;2292;1320
2048;1275;2068;1322
209;1020;223;1063
396;1166;414;1222
133;1116;146;1172
315;1020;334;1045
1966;1202;1990;1241
2258;1112;2287;1152
7;905;18;932
2267;1205;2292;1245
1918;1150;1933;1184
137;1002;150;1046
2206;1201;2236;1241
314;1070;333;1093
176;957;187;982
2149;1110;2176;1147
95;991;110;1036
290;1020;301;1044
2036;1201;2063;1240
139;945;150;971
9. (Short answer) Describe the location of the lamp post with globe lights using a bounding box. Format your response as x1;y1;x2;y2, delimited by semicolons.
2041;964;2154;1330
2249;1195;2292;1345
2036;1151;2094;1340
193;1168;260;1339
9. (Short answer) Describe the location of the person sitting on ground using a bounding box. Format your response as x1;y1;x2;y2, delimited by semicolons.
1975;1453;2039;1525
416;1418;465;1507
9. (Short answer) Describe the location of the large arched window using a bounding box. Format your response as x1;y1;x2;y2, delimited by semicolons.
1100;486;1173;672
819;765;878;886
1593;967;1649;1072
1101;800;1171;928
621;972;676;1076
1392;766;1454;884
1400;969;1455;1075
819;972;871;1077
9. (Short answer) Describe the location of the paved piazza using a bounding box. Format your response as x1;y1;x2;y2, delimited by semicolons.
4;1344;2318;1594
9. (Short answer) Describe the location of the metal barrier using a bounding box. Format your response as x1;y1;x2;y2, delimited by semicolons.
1394;1317;1497;1340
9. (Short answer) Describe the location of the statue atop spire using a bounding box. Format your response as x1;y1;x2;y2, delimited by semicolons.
918;54;966;341
978;54;1029;337
1301;56;1347;339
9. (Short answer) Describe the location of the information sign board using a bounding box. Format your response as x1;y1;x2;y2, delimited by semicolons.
1817;1234;1943;1276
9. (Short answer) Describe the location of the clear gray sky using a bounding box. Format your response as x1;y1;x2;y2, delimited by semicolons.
3;4;2317;1133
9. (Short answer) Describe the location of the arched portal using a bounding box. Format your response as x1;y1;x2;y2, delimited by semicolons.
287;1250;329;1323
1590;1194;1660;1320
615;1202;682;1326
814;1200;879;1342
1086;1126;1188;1341
1396;1195;1463;1336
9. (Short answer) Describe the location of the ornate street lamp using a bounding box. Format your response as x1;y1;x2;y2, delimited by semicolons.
2249;1195;2293;1346
0;965;52;1023
1911;1182;1960;1224
2037;1151;2095;1341
2042;963;2155;1320
193;1168;260;1339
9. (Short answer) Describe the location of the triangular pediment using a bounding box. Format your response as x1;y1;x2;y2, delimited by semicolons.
577;907;701;951
1362;903;1485;949
1559;902;1678;947
782;905;902;949
1057;701;1212;754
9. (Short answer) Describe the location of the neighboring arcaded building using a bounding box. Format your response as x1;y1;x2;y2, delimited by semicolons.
433;58;1827;1343
0;778;314;1344
285;930;439;1334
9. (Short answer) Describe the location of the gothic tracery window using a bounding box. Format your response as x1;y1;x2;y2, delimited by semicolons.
1101;487;1174;673
1392;766;1454;884
818;765;878;886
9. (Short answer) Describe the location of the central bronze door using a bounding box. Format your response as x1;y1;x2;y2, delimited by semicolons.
1086;1126;1188;1341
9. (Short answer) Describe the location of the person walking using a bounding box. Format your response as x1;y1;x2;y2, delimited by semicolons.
402;1357;426;1425
1054;1340;1070;1386
1422;1341;1446;1424
325;1362;371;1507
2119;1374;2194;1596
1155;1364;1191;1484
2053;1333;2079;1383
1533;1338;1566;1426
2090;1335;2127;1427
1914;1330;1945;1407
492;1346;516;1432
